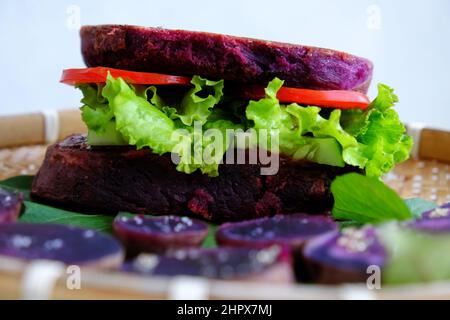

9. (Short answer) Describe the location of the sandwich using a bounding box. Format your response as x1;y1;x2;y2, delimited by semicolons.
31;25;412;222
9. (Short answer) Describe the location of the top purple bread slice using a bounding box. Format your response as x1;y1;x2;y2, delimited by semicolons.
81;25;373;93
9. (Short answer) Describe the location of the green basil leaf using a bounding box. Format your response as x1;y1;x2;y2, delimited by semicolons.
0;175;34;200
331;173;412;223
20;201;114;233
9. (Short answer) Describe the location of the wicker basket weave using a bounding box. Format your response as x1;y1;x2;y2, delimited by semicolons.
0;110;449;300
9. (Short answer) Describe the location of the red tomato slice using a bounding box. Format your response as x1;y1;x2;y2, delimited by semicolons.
244;86;370;109
61;67;191;86
61;67;370;109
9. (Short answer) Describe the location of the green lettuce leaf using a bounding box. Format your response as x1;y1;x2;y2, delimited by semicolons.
77;75;412;177
248;79;412;176
78;84;126;145
87;121;127;145
79;84;113;133
341;84;412;177
177;76;224;126
102;74;176;154
134;85;166;109
97;74;234;176
370;83;399;111
246;78;300;154
81;105;114;134
171;119;242;177
78;84;107;109
246;78;349;167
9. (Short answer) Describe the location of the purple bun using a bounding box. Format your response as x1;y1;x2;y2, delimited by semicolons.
81;25;373;93
113;215;208;254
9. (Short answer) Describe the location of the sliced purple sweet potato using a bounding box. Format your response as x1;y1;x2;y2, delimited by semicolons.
113;214;209;255
0;188;23;223
216;213;337;250
301;227;387;284
123;246;294;283
0;223;124;268
407;203;450;232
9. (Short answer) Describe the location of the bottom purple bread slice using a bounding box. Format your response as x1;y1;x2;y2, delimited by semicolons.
216;213;337;249
406;203;450;232
113;214;208;255
0;223;124;268
123;246;294;283
0;188;23;223
31;134;356;222
300;227;387;284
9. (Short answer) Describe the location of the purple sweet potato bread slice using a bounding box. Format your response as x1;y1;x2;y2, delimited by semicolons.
81;25;373;93
0;223;124;268
123;246;294;283
0;188;23;223
113;214;208;255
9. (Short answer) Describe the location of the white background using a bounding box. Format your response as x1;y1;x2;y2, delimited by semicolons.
1;0;449;129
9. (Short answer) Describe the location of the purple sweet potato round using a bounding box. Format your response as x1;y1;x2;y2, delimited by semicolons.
407;203;450;232
301;227;387;284
0;188;23;223
81;25;373;93
113;215;209;254
216;213;337;250
0;223;124;267
123;246;294;283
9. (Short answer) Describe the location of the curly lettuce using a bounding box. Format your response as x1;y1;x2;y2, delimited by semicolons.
341;84;413;177
78;74;412;177
246;79;412;176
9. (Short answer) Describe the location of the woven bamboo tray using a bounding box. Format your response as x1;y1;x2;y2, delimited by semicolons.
0;110;449;300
